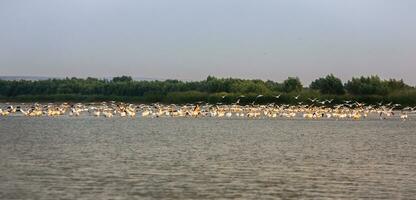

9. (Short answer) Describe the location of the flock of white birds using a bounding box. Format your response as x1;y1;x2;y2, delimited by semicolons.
0;99;415;121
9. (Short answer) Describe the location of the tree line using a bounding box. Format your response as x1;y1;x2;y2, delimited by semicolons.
0;75;415;106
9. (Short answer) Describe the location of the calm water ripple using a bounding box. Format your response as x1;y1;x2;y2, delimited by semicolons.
1;117;415;199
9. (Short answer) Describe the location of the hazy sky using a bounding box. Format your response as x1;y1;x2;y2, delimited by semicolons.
1;0;415;85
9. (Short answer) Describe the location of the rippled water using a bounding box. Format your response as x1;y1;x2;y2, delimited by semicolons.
0;117;415;199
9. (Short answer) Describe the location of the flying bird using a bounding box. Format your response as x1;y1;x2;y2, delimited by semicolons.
326;99;334;103
308;98;318;102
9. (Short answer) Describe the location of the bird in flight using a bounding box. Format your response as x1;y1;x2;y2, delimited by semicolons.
326;99;334;103
308;98;318;102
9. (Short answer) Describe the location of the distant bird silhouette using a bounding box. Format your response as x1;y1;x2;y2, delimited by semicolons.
308;98;318;102
326;99;334;103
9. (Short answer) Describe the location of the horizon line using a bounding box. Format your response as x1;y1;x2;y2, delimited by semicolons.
0;75;414;87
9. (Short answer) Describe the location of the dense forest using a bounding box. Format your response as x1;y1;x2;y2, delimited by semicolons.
0;75;415;106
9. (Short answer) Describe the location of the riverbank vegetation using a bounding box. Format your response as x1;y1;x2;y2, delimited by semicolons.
1;75;415;106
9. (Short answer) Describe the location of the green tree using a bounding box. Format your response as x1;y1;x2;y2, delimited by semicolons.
310;74;345;95
282;77;302;93
112;76;133;82
345;76;388;95
385;79;411;92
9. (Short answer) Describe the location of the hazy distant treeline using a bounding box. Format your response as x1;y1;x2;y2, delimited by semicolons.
0;75;415;106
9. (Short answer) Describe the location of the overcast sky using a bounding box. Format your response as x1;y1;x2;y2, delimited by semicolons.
1;0;415;85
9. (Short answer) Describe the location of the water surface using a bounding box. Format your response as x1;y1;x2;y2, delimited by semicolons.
1;117;415;199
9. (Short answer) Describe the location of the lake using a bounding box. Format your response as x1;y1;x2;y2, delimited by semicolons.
0;117;415;199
